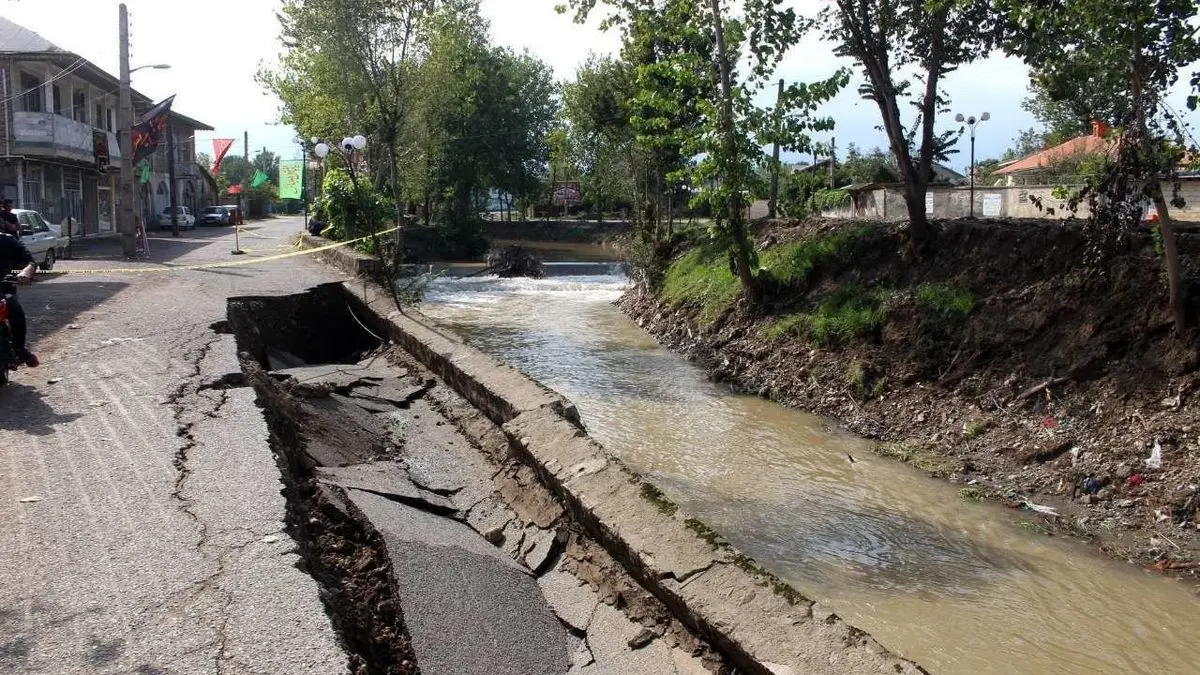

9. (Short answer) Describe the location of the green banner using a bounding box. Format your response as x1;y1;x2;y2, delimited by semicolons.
278;160;305;200
250;170;269;189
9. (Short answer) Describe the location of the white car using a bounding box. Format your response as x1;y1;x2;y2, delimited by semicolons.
11;208;63;271
156;206;196;230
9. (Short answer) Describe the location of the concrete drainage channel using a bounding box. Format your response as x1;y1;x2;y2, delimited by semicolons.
227;281;927;675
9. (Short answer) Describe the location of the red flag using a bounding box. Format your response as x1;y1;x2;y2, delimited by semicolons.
211;138;235;177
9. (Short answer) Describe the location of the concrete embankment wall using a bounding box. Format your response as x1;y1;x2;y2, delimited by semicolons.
301;237;928;675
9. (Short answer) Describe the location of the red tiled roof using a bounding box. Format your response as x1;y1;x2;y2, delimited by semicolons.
994;133;1112;175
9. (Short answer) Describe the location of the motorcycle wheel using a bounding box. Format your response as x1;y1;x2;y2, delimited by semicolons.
0;325;11;386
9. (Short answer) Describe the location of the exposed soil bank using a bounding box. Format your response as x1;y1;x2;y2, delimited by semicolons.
621;218;1200;583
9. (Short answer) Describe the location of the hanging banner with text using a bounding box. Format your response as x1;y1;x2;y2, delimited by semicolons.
278;159;305;200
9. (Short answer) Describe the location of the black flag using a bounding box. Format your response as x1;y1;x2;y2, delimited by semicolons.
130;95;175;164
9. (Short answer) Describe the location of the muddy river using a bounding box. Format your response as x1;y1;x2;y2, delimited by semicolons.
420;265;1200;675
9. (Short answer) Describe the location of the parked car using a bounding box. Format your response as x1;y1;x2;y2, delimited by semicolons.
198;205;234;226
156;206;196;230
10;208;62;270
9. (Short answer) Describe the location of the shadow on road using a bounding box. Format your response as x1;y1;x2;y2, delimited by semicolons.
20;280;131;343
0;382;83;434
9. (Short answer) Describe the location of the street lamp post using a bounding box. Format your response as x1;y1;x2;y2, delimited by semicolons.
313;134;367;236
955;111;990;218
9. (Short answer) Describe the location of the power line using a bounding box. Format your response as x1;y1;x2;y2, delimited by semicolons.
0;57;88;107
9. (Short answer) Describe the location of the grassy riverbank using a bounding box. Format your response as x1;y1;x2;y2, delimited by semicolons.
621;218;1200;584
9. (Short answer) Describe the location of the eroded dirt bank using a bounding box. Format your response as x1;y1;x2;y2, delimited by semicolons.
621;219;1200;582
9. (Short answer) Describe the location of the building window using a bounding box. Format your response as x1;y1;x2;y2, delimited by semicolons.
21;163;43;209
94;103;103;128
20;72;42;113
107;108;114;132
52;85;63;115
73;90;87;122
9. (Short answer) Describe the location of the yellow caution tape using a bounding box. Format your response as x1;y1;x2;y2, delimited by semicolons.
48;227;400;276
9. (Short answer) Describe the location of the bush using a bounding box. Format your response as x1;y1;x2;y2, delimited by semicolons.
915;282;975;321
318;168;394;243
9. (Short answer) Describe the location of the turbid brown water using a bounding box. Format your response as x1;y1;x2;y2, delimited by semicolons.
420;267;1200;675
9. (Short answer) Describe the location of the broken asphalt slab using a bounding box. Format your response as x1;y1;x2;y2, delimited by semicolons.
346;489;571;675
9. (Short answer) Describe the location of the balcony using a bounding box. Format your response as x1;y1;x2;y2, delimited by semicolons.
11;111;122;167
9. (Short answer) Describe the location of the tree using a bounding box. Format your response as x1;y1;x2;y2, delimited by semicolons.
563;0;844;304
562;55;637;222
217;155;253;188
1001;0;1200;332
821;0;998;253
253;149;281;183
196;152;212;171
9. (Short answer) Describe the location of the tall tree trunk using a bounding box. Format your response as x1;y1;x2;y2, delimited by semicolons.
1130;50;1186;332
1151;186;1187;331
708;0;759;304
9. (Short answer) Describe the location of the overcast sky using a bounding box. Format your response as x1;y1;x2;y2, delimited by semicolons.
2;0;1194;173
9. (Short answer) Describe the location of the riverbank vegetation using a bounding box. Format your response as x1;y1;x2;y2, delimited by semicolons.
623;217;1200;577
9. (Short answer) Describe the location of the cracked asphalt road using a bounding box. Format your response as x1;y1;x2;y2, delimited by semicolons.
0;218;348;674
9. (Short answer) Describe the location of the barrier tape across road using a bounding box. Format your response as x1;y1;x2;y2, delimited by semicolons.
44;227;400;276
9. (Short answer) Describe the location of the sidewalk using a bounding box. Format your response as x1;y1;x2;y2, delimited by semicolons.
0;217;349;674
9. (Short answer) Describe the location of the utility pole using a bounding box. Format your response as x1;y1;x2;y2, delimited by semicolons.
768;78;784;219
168;127;178;236
829;137;836;190
117;4;136;256
243;130;249;218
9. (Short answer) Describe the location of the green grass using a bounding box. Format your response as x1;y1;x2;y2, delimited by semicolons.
764;286;885;345
916;282;975;321
804;286;886;345
875;441;964;478
640;483;679;517
765;313;807;339
758;227;870;287
660;246;741;324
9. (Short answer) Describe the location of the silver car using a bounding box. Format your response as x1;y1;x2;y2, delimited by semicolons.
11;208;64;270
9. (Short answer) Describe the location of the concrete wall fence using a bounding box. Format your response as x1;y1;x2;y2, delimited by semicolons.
821;179;1200;222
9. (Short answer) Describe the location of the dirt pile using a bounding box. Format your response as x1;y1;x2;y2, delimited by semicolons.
622;218;1200;580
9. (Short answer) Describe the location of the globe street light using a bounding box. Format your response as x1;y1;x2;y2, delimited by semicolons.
311;134;368;236
955;112;990;218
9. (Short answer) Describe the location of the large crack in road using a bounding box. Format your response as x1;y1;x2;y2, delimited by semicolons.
228;284;729;675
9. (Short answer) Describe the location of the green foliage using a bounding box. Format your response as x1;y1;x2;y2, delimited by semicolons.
801;286;885;345
758;227;868;286
809;188;849;212
765;313;806;340
821;0;997;248
660;246;741;323
915;283;975;321
318;168;393;243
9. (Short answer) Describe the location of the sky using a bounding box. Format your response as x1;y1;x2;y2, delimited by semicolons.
2;0;1194;175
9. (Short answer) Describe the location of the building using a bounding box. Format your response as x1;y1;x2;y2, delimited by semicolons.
0;17;211;236
992;121;1113;186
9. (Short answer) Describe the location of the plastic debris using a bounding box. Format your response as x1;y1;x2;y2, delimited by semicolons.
18;496;43;503
1023;500;1060;516
1146;441;1163;469
1128;474;1145;487
1041;417;1058;429
1083;475;1101;495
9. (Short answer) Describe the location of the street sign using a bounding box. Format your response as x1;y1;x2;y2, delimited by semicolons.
552;182;581;206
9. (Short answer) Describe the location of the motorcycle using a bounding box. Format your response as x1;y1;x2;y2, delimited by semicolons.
0;274;26;386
